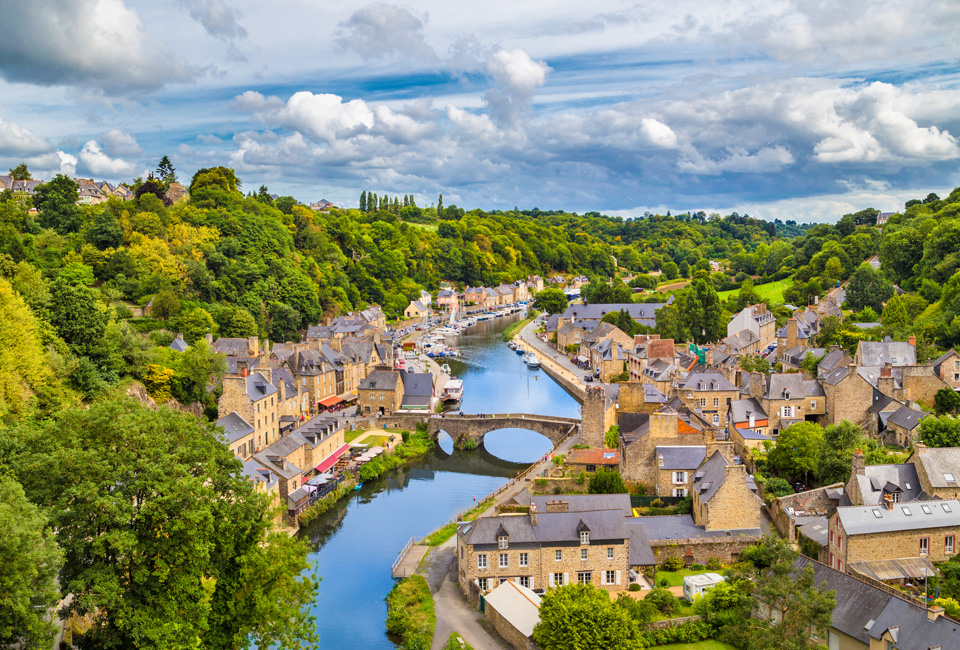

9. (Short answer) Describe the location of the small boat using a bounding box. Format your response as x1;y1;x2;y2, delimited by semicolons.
441;379;464;402
354;483;363;491
507;341;517;350
441;363;452;374
515;347;524;355
526;354;541;368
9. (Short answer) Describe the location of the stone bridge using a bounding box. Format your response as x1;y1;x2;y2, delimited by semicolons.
427;413;581;448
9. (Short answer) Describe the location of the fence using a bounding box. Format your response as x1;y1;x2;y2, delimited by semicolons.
391;536;423;577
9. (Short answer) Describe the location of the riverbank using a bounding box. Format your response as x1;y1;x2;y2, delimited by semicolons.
513;323;586;402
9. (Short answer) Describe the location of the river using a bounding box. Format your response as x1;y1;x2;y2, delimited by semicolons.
298;314;580;648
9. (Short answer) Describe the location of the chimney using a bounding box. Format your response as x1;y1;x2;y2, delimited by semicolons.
883;493;894;510
657;453;664;467
546;500;569;513
264;339;270;354
249;336;259;356
851;449;865;478
909;334;917;347
205;332;213;344
237;360;250;377
829;344;839;353
915;441;928;456
880;363;892;378
928;605;945;622
529;503;538;526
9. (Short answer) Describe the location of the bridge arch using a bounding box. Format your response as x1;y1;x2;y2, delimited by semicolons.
427;414;580;449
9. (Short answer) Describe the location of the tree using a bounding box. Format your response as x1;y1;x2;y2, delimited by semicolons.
532;288;568;315
532;583;638;650
156;155;177;186
2;398;319;650
881;293;909;330
845;263;894;313
33;174;81;234
763;476;795;499
919;416;960;447
935;387;960;416
604;425;619;449
151;289;181;321
8;163;31;180
815;420;863;485
601;309;641;336
47;278;107;353
739;354;771;374
86;211;124;249
588;468;627;494
58;261;95;286
0;475;63;650
178;307;215;344
766;422;823;483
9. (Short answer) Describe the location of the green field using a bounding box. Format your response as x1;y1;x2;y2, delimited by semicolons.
653;568;719;587
717;279;792;304
649;641;739;650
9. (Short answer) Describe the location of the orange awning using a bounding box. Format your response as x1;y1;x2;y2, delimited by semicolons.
319;396;343;408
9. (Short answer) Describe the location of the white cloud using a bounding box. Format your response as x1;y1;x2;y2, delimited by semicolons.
269;92;376;142
101;129;142;157
78;140;136;176
335;3;437;61
640;118;678;149
0;117;52;155
0;0;196;93
23;151;78;178
679;146;795;175
483;49;551;124
178;0;246;40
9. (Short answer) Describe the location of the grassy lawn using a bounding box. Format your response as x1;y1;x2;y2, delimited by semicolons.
345;428;409;443
649;641;739;650
654;568;719;587
717;278;792;303
649;601;695;622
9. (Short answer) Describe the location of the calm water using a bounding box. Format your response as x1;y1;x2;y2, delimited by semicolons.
300;315;580;649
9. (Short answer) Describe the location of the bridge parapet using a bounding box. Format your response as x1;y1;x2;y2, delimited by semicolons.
428;413;580;448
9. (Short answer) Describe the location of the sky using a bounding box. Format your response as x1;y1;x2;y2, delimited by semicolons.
0;0;959;222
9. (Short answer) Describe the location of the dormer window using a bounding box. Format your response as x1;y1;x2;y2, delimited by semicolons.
498;535;508;550
698;381;705;390
580;531;589;545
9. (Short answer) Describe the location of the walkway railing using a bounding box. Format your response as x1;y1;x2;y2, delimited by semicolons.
391;536;422;576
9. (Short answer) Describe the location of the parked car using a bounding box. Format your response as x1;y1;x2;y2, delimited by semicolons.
583;375;593;382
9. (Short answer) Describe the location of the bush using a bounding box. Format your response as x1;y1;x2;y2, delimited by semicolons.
662;556;685;571
535;478;548;488
386;575;435;650
553;486;563;495
575;469;587;485
401;430;411;443
552;454;565;465
690;563;704;570
645;588;677;614
588;467;627;494
628;583;642;592
764;476;795;499
706;558;723;570
650;498;665;508
638;620;713;646
656;576;670;588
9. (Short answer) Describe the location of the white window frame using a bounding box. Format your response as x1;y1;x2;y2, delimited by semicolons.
553;572;564;586
581;548;588;561
499;553;508;568
699;398;706;407
712;413;720;425
948;535;956;554
607;547;614;560
498;536;508;550
478;577;487;591
580;531;589;545
782;406;794;418
606;570;616;584
673;471;686;484
673;488;688;497
519;552;529;567
555;549;562;561
920;537;930;555
713;397;719;407
519;576;530;588
477;554;487;569
577;571;592;585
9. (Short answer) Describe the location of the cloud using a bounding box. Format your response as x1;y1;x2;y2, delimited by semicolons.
101;129;142;157
268;92;376;142
0;0;196;93
78;140;136;176
0;117;52;156
335;3;437;62
23;151;78;178
177;0;246;40
483;49;551;125
640;118;678;149
678;146;795;175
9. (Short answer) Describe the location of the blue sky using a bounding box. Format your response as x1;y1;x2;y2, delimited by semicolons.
0;0;959;221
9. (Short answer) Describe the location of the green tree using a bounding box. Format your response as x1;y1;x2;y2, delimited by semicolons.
178;307;215;344
919;416;960;447
156;155;177;186
0;475;63;650
739;354;771;374
881;293;909;330
47;278;107;353
8;163;32;180
532;288;568;315
763;476;795;498
604;425;619;449
3;398;319;650
600;309;640;336
33;174;81;233
588;468;627;494
532;583;638;650
662;260;679;280
85;211;124;250
58;261;95;286
935;387;960;416
151;289;181;321
845;263;894;313
815;420;863;485
766;422;823;483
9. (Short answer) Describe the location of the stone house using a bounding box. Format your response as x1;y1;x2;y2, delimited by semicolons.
691;451;762;531
639;359;679;395
618;406;713;486
404;300;428;319
358;369;403;415
566;448;618;473
557;322;586;353
587;339;629;382
743;372;826;434
720;329;761;356
400;371;435;411
728;397;770;437
828;499;960;574
822;364;875;427
930;348;960;390
286;348;338;411
726;303;777;350
437;289;459;311
527;275;544;293
212;335;264;359
883;404;929;447
675;372;740;430
219;368;281;452
557;301;670;332
627;337;674;381
908;445;960;501
456;494;653;595
855;339;916;367
463;286;486;306
776;309;819;357
655;446;706;497
844;450;924;507
217;412;256;460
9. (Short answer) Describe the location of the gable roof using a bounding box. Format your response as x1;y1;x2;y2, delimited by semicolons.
529;493;632;517
359;370;401;391
858;341;917;367
678;372;737;392
836;500;960;535
246;372;278;401
484;581;541;637
656;445;706;470
851;464;924;506
911;448;960;489
217;412;255;443
887;405;928;431
692;450;731;503
729;397;768;423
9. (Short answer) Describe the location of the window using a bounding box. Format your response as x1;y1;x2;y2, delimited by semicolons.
830;530;834;544
872;509;883;518
498;536;508;550
578;571;592;584
920;537;930;555
713;413;720;425
782;406;793;418
478;578;487;591
477;554;487;569
673;471;686;484
955;360;959;369
580;531;590;545
922;505;932;514
838;536;843;550
607;547;614;560
553;573;565;586
902;507;912;516
699;398;706;407
519;553;529;567
499;553;508;568
606;570;616;584
519;576;530;588
946;473;956;483
946;504;954;513
948;536;956;553
811;400;817;410
555;550;562;561
581;548;588;561
673;488;688;497
713;397;719;407
499;577;508;585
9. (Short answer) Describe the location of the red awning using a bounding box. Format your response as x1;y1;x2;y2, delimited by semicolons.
315;443;351;473
319;396;343;408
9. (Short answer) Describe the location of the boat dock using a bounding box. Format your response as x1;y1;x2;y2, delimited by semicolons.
392;537;429;578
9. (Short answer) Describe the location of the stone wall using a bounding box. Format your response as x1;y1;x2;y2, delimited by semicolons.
768;484;843;542
581;385;606;448
485;603;539;650
902;365;948;404
824;371;873;427
429;415;579;447
697;465;762;531
649;535;762;565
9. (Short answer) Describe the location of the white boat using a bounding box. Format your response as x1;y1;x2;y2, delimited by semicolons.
441;363;452;374
525;353;541;368
507;341;517;350
433;327;459;335
441;379;464;402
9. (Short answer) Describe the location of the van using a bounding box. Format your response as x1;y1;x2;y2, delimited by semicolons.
682;573;724;601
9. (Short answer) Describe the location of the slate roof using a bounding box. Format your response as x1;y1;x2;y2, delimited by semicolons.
246;372;278;401
822;366;852;386
618;412;650;444
560;302;669;324
692;450;731;503
735;427;772;441
836;500;960;535
642;359;675;381
867;392;897;414
529;493;632;517
729;397;768;423
677;372;737;391
628;525;656;566
241;458;280;490
272;367;297;395
764;373;825;399
592;338;627;361
817;349;848;376
887;405;927;431
460;509;631;547
359;370;401;391
408;300;426;312
628;514;761;541
170;336;189;352
656;445;706;470
544;314;560;333
910;448;960;489
212;337;255;356
851;464;924;506
402;372;433;397
858;341;917;367
217;412;255;443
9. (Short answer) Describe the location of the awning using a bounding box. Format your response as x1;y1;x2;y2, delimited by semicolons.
339;390;359;402
849;557;936;582
576;355;589;363
315;443;351;473
319;396;342;408
306;473;334;485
